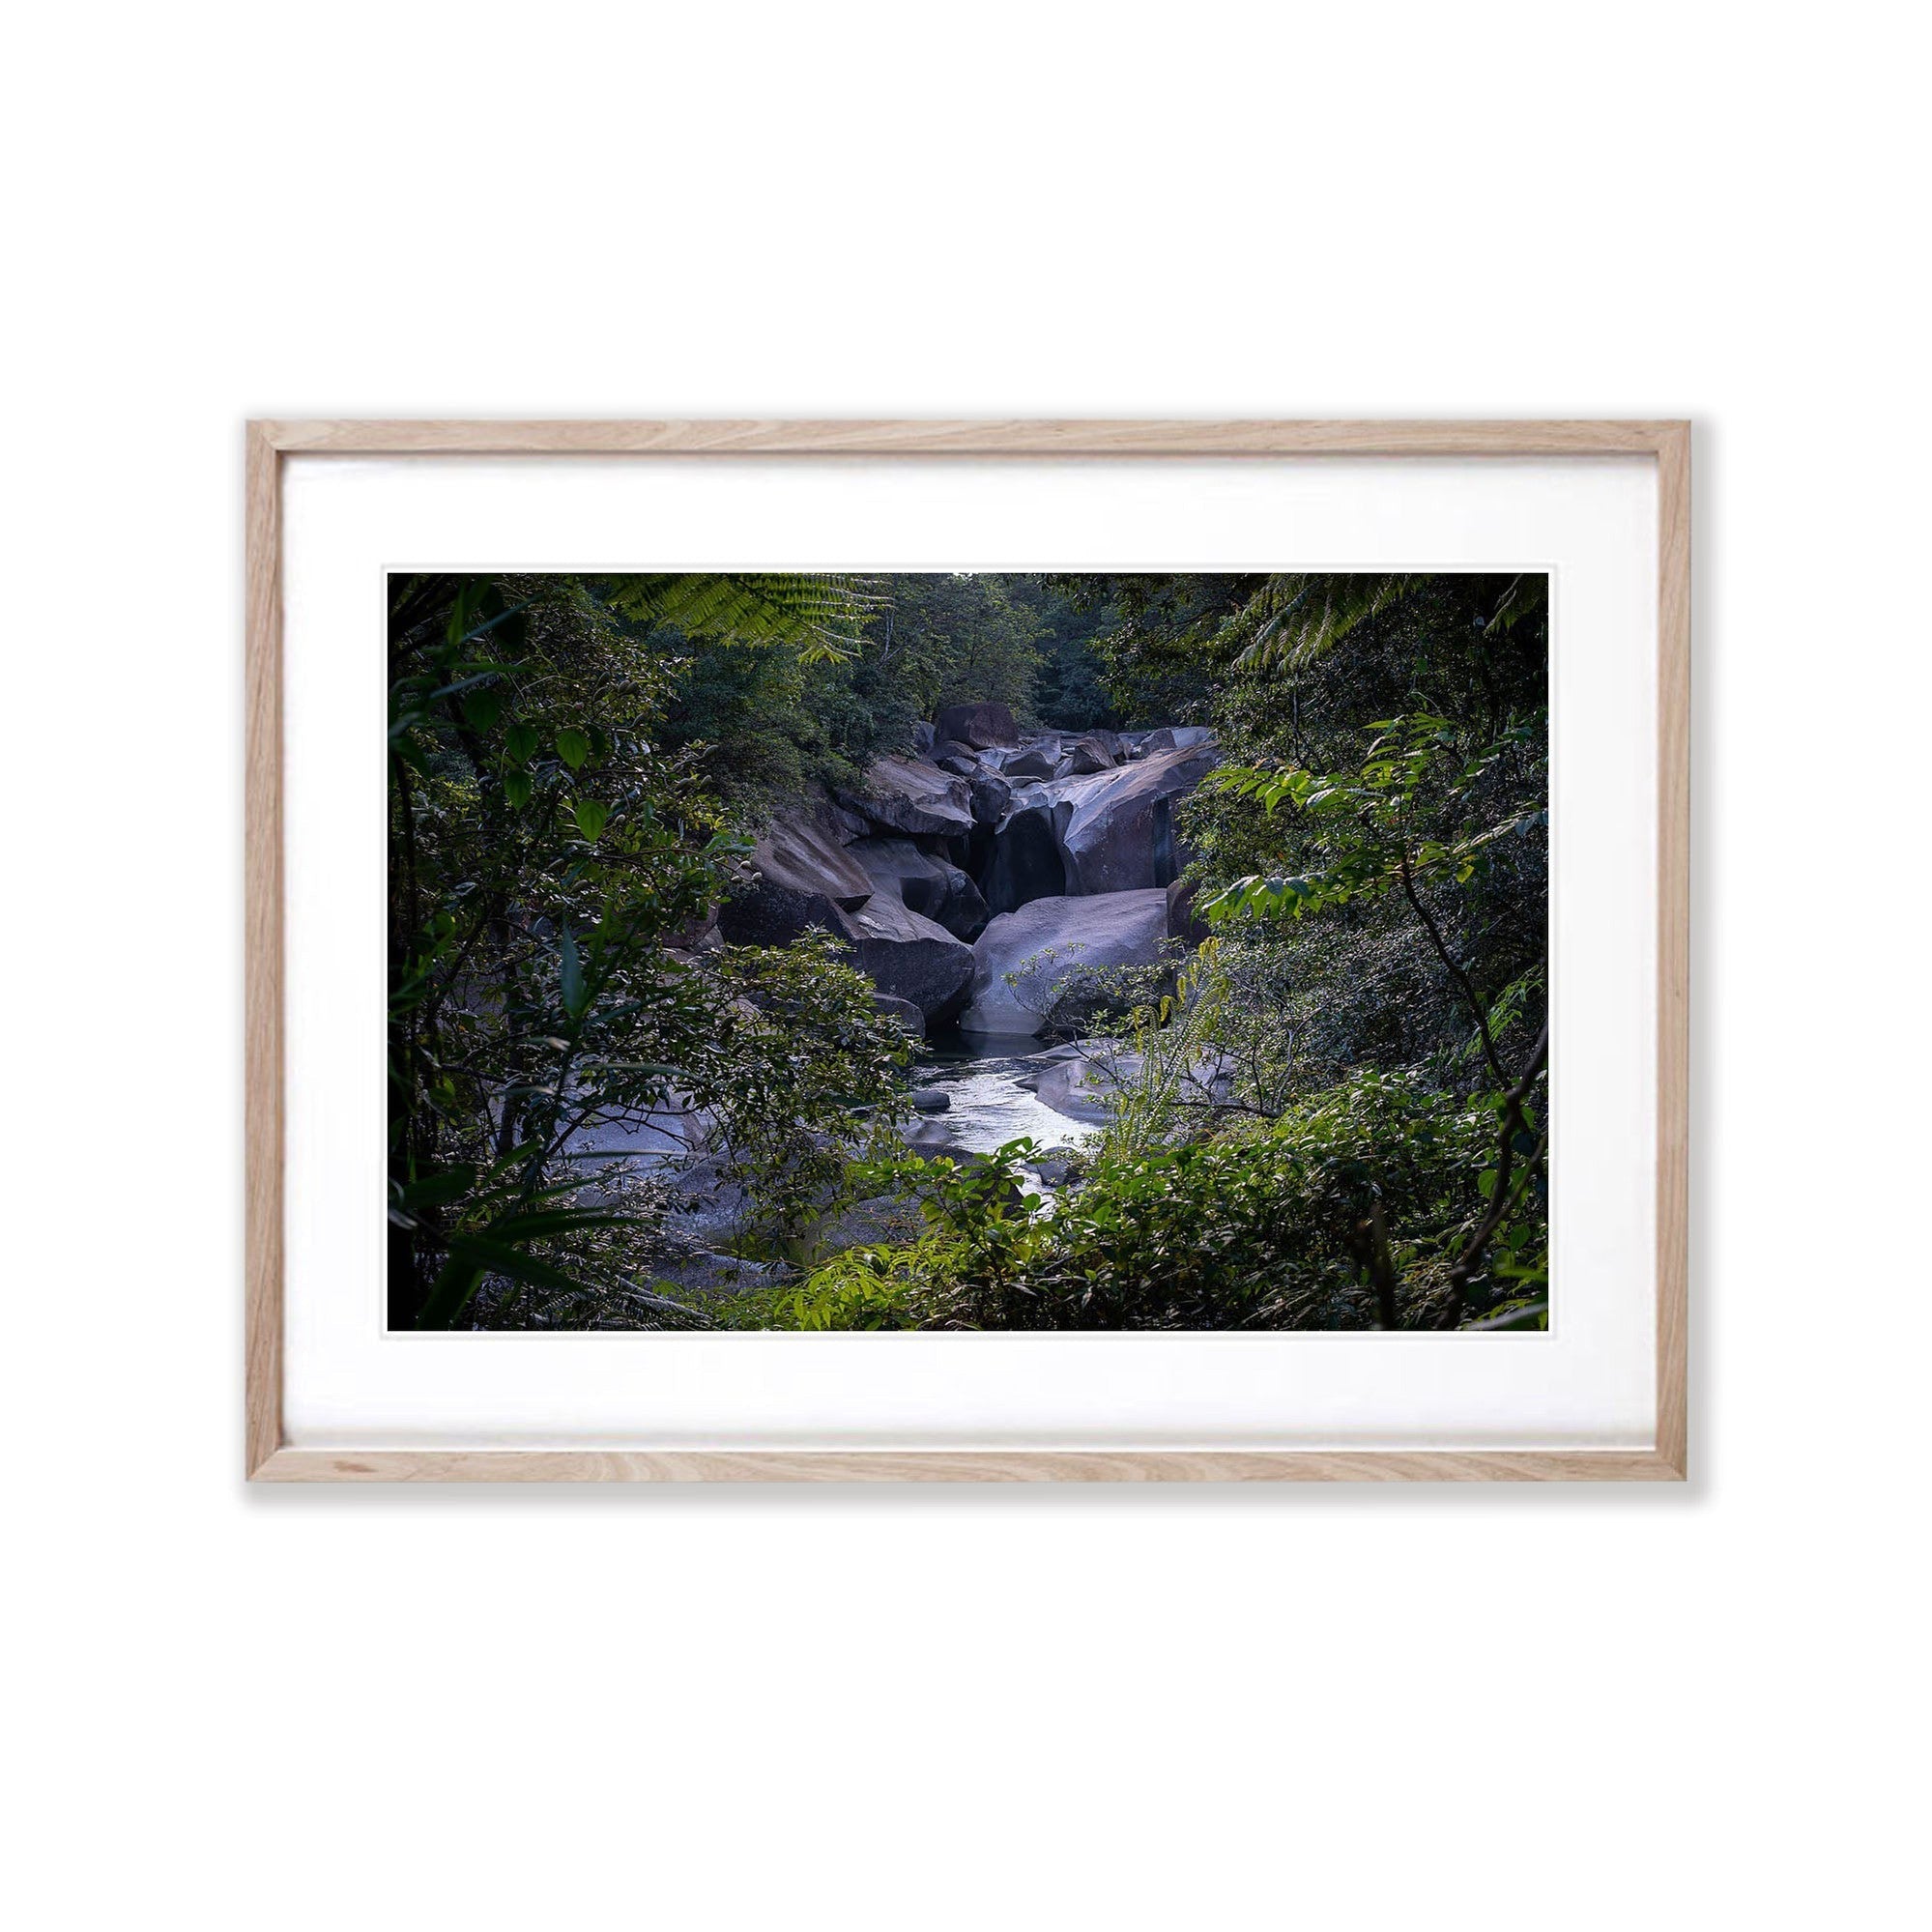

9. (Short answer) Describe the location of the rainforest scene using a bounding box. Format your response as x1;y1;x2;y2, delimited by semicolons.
387;570;1549;1331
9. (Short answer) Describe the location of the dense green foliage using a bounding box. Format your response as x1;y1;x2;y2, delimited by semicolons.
775;570;1551;1331
654;572;1116;804
744;1064;1507;1332
387;572;911;1329
389;567;1549;1332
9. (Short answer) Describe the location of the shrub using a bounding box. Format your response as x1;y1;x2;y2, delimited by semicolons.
772;1070;1529;1332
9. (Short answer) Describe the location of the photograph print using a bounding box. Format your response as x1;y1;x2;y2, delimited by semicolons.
387;569;1548;1332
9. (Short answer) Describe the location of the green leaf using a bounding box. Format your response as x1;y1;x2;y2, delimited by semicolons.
560;924;590;1019
416;1233;599;1327
397;1165;476;1209
454;597;534;648
456;1239;597;1298
463;686;503;732
503;771;532;810
415;1252;486;1328
573;797;610;842
505;721;539;765
556;728;591;770
444;578;489;649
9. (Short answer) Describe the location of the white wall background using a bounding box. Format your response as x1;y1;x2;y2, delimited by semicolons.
6;5;1926;1928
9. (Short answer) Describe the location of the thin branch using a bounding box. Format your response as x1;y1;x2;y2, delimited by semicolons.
1398;844;1509;1090
1347;1199;1399;1331
1445;1021;1550;1325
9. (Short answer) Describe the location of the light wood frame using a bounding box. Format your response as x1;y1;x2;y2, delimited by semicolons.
246;418;1689;1483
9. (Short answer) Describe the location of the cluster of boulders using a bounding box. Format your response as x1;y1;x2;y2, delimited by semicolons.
716;702;1218;1036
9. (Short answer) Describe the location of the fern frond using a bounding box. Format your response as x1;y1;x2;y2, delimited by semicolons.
1233;573;1425;674
595;573;885;662
1483;574;1547;636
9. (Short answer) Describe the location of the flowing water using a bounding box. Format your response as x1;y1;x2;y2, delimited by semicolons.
910;1037;1103;1161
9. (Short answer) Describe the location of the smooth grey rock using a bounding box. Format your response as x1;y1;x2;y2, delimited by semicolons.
564;1100;712;1166
822;797;877;842
911;720;937;755
967;769;1014;826
709;809;975;1019
1011;1041;1093;1090
1036;1051;1142;1123
717;803;873;946
1029;1145;1089;1187
806;1191;930;1257
839;756;976;837
909;1086;951;1113
662;1153;753;1241
1059;733;1118;776
1052;742;1219;895
981;798;1068;913
902;1116;958;1153
841;891;976;1025
1139;725;1216;754
959;889;1171;1038
934;701;1019;750
872;992;927;1034
666;902;722;953
1166;875;1210;945
1037;1045;1233;1123
649;1249;781;1298
1003;745;1059;781
848;836;989;942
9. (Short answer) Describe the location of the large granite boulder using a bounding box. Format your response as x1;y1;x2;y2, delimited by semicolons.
842;892;976;1025
849;836;989;941
1053;742;1218;895
901;1116;958;1155
959;888;1171;1038
981;797;1068;913
717;803;873;946
934;701;1019;750
1002;745;1059;781
1011;1041;1091;1091
802;1190;929;1259
911;720;937;755
1058;733;1118;776
564;1098;714;1167
872;991;926;1033
648;1247;781;1300
1139;725;1216;754
1166;875;1210;945
661;1151;753;1244
967;769;1013;826
1035;1045;1233;1124
1030;1145;1089;1187
1035;1050;1143;1124
838;756;975;838
666;901;723;954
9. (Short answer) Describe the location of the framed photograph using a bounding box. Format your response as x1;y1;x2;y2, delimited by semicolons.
246;419;1688;1482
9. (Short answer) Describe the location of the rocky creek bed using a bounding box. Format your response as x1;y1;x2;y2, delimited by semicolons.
569;701;1221;1293
708;700;1217;1038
